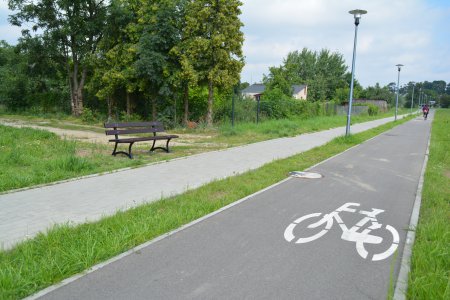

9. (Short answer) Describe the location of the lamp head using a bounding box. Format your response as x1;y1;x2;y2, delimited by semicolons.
349;9;367;26
396;64;404;72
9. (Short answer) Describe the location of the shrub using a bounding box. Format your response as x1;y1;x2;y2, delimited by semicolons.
368;104;379;116
81;107;97;123
119;111;142;122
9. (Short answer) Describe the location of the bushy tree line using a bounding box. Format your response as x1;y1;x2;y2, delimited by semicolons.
401;80;450;108
262;48;449;111
263;48;348;102
2;0;244;126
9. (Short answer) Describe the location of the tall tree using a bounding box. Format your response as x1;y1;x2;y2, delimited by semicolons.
183;0;244;126
264;48;347;101
135;0;187;121
8;0;108;116
91;0;139;119
362;83;395;105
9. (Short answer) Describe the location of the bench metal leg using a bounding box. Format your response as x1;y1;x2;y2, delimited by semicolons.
150;140;157;152
165;138;172;152
128;142;134;159
111;142;134;159
149;138;172;153
112;142;119;156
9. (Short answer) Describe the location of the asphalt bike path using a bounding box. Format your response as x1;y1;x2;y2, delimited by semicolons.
0;115;408;249
32;114;432;299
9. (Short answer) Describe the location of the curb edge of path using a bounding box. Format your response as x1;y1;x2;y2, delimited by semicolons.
393;125;431;299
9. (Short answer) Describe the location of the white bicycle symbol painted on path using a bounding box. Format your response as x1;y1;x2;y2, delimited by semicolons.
284;202;399;261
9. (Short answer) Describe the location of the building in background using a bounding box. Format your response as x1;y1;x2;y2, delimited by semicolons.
242;84;308;100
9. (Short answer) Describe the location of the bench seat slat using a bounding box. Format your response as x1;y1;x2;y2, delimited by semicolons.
109;135;179;143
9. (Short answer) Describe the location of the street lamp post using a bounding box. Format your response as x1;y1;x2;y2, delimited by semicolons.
395;64;404;121
410;82;415;113
418;89;422;107
346;9;367;136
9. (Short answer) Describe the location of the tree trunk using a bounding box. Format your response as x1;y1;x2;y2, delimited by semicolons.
183;84;189;125
70;59;79;115
126;92;132;116
106;96;113;121
69;61;87;116
152;97;157;121
206;79;214;126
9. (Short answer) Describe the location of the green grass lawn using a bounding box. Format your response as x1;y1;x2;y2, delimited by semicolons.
0;116;414;300
0;125;144;192
408;109;450;299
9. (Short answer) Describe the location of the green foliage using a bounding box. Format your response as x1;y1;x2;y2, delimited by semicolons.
216;96;257;123
264;48;347;102
136;0;186;97
361;82;395;106
440;95;450;108
367;104;379;116
0;41;29;111
119;111;143;122
183;0;245;125
8;0;109;115
80;108;98;124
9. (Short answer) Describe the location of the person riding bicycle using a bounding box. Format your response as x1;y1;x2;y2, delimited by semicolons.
422;104;429;119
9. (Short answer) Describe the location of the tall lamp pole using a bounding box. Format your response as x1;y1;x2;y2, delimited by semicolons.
410;82;415;113
418;89;422;107
395;64;403;121
346;9;367;136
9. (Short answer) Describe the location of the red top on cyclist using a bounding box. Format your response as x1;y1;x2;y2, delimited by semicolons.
422;104;429;113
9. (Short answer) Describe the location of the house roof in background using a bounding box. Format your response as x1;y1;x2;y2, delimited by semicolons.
242;84;265;94
243;83;307;95
292;84;306;94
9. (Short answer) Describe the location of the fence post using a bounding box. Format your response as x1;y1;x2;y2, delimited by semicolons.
256;95;261;124
231;93;235;127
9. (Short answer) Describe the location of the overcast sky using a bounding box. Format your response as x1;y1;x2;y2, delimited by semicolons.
1;0;449;87
241;0;450;87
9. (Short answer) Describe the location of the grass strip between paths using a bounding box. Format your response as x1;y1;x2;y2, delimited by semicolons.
0;115;414;300
408;109;450;299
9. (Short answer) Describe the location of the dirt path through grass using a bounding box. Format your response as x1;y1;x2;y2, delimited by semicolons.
0;118;109;144
0;118;201;147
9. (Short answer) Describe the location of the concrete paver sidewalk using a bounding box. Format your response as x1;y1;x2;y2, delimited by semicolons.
33;114;432;299
0;116;405;249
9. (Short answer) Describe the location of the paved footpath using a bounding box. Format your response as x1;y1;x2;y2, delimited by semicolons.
31;113;432;300
1;116;408;249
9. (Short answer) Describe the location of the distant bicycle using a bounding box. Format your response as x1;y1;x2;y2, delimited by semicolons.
284;202;399;261
422;105;429;120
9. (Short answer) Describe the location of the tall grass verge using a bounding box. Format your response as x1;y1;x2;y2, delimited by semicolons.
217;109;409;146
408;109;450;299
0;125;145;192
0;115;414;299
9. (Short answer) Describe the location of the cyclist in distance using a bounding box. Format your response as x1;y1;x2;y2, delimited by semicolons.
422;104;429;120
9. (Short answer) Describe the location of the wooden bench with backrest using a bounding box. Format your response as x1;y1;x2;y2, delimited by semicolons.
104;121;178;159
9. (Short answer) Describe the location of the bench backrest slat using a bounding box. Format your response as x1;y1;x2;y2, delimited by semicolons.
104;121;162;129
104;121;166;136
105;128;163;136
